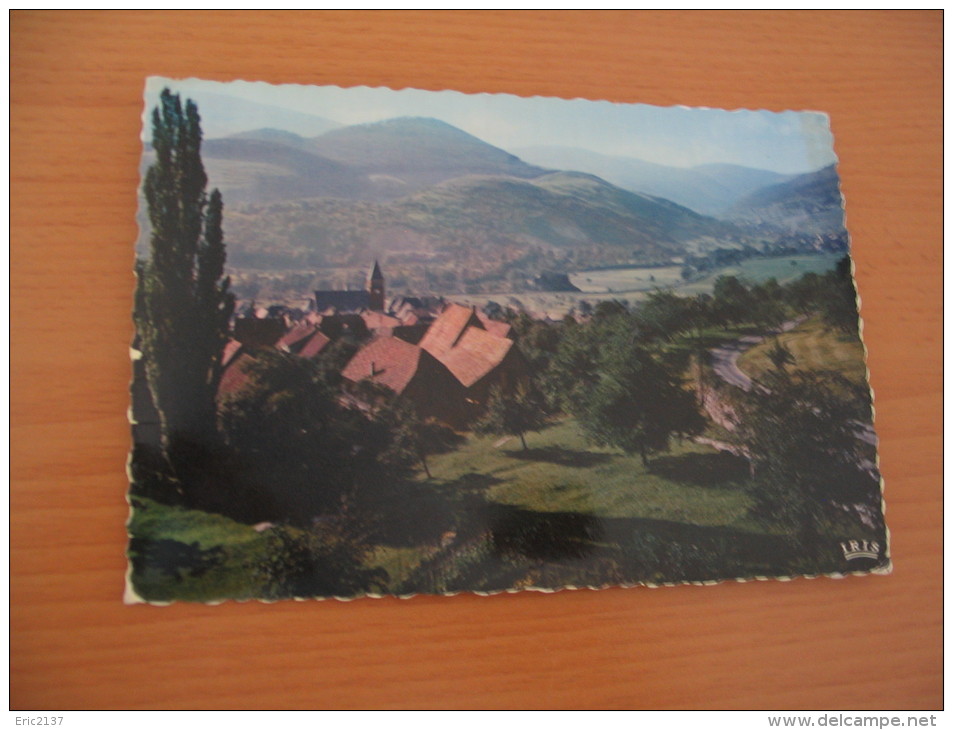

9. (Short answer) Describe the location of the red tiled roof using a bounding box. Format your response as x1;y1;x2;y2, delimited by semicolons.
438;326;514;388
277;323;319;351
218;352;256;397
476;312;512;339
298;330;331;359
341;337;426;395
222;339;244;368
418;303;483;358
361;311;403;330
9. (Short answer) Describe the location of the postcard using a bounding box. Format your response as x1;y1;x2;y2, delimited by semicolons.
127;77;889;603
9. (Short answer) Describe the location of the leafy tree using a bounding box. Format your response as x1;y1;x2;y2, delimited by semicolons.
135;89;235;506
820;256;861;335
735;369;880;556
635;290;694;342
783;259;860;335
356;389;458;479
711;275;751;328
765;338;795;373
785;271;825;312
218;350;363;523
592;299;629;321
750;278;789;330
575;340;704;466
544;321;600;413
476;383;549;450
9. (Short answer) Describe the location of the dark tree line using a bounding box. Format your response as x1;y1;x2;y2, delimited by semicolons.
134;89;235;510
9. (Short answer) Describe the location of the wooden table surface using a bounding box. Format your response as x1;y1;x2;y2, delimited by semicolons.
10;11;942;710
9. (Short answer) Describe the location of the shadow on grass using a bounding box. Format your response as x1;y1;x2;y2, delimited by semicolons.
400;503;802;595
648;451;750;487
447;472;504;494
128;537;226;582
504;446;614;468
484;504;605;561
481;504;786;568
358;472;504;548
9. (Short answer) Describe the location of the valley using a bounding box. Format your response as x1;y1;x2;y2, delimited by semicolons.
138;113;849;309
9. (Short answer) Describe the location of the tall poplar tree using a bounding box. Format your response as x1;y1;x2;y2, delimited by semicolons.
135;89;235;505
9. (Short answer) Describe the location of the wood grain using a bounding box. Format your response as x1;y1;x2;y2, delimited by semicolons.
11;10;941;710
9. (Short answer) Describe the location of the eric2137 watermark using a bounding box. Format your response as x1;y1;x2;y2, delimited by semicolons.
14;719;64;726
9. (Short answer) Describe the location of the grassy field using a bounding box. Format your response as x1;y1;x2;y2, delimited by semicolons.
454;253;845;319
678;253;844;296
422;419;754;527
126;497;272;602
568;265;685;294
127;416;767;601
737;315;869;386
127;410;881;602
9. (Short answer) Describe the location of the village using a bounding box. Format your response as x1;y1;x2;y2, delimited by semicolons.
219;261;530;428
130;247;888;602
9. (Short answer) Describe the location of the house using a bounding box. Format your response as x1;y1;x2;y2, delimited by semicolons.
361;310;404;337
420;303;525;399
297;330;331;359
218;352;256;397
276;324;331;359
418;303;484;358
437;325;527;406
340;336;468;426
386;302;529;419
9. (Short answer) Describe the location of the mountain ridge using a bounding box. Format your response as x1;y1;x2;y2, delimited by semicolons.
727;164;846;236
514;145;793;216
221;169;746;279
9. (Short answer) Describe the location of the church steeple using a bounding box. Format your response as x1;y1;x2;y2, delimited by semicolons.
367;260;385;311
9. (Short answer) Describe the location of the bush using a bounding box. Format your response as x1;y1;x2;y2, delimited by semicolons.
254;520;388;600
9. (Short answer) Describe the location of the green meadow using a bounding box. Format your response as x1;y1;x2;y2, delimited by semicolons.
455;253;844;318
130;414;864;603
737;315;869;386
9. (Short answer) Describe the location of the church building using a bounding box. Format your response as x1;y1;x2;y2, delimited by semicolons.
313;260;385;313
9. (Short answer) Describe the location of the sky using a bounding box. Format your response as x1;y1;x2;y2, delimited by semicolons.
144;76;838;176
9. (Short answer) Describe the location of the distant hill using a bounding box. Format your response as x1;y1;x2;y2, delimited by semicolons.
139;136;371;206
201;137;369;203
137;115;783;284
308;117;549;191
228;127;313;148
149;90;342;139
163;117;553;207
726;164;846;235
221;170;746;277
514;146;789;216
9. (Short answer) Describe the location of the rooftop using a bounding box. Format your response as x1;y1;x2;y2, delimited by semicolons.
418;303;483;358
341;337;426;395
437;326;515;388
